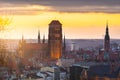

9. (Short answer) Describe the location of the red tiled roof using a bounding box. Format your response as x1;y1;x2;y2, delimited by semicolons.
24;43;47;50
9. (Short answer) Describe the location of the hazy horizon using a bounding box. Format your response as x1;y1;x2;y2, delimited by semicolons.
1;38;120;40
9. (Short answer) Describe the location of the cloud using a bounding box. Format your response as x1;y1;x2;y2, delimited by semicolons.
0;0;120;14
0;4;54;15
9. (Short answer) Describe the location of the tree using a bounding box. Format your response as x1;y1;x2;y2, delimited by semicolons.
0;15;11;67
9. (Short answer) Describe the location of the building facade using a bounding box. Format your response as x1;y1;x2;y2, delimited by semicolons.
48;20;62;59
18;20;63;65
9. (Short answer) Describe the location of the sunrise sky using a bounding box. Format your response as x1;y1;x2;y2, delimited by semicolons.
0;0;120;39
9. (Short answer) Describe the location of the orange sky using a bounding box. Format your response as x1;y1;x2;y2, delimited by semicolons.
0;3;120;39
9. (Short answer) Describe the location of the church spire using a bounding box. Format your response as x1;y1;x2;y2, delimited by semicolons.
21;34;26;44
63;35;66;55
38;30;40;43
104;21;110;52
22;34;24;42
42;34;45;44
64;35;66;50
105;21;110;40
106;21;109;36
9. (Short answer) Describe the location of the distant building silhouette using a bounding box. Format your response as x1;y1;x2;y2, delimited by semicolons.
48;20;62;59
38;30;40;43
63;35;66;55
104;22;110;52
99;22;111;61
42;34;45;44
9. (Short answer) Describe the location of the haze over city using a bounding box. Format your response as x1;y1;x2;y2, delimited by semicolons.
0;0;120;39
0;0;120;80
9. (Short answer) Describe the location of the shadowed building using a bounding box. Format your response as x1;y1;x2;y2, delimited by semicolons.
38;30;40;44
70;61;120;80
48;20;62;59
103;22;111;60
63;35;66;56
104;22;110;52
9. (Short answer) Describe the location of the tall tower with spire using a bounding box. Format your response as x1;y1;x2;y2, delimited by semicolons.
104;22;110;52
63;35;66;55
38;30;40;43
48;20;62;59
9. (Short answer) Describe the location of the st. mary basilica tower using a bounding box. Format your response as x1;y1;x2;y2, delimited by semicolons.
48;20;62;59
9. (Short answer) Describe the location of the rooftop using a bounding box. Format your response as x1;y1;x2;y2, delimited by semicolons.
24;43;47;50
49;20;62;25
72;61;110;68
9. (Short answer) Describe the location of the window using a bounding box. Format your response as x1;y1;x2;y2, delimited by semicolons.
55;34;60;37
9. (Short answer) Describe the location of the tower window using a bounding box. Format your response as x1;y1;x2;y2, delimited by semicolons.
55;34;60;37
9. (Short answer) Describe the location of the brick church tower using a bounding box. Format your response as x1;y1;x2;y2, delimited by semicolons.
48;20;62;59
